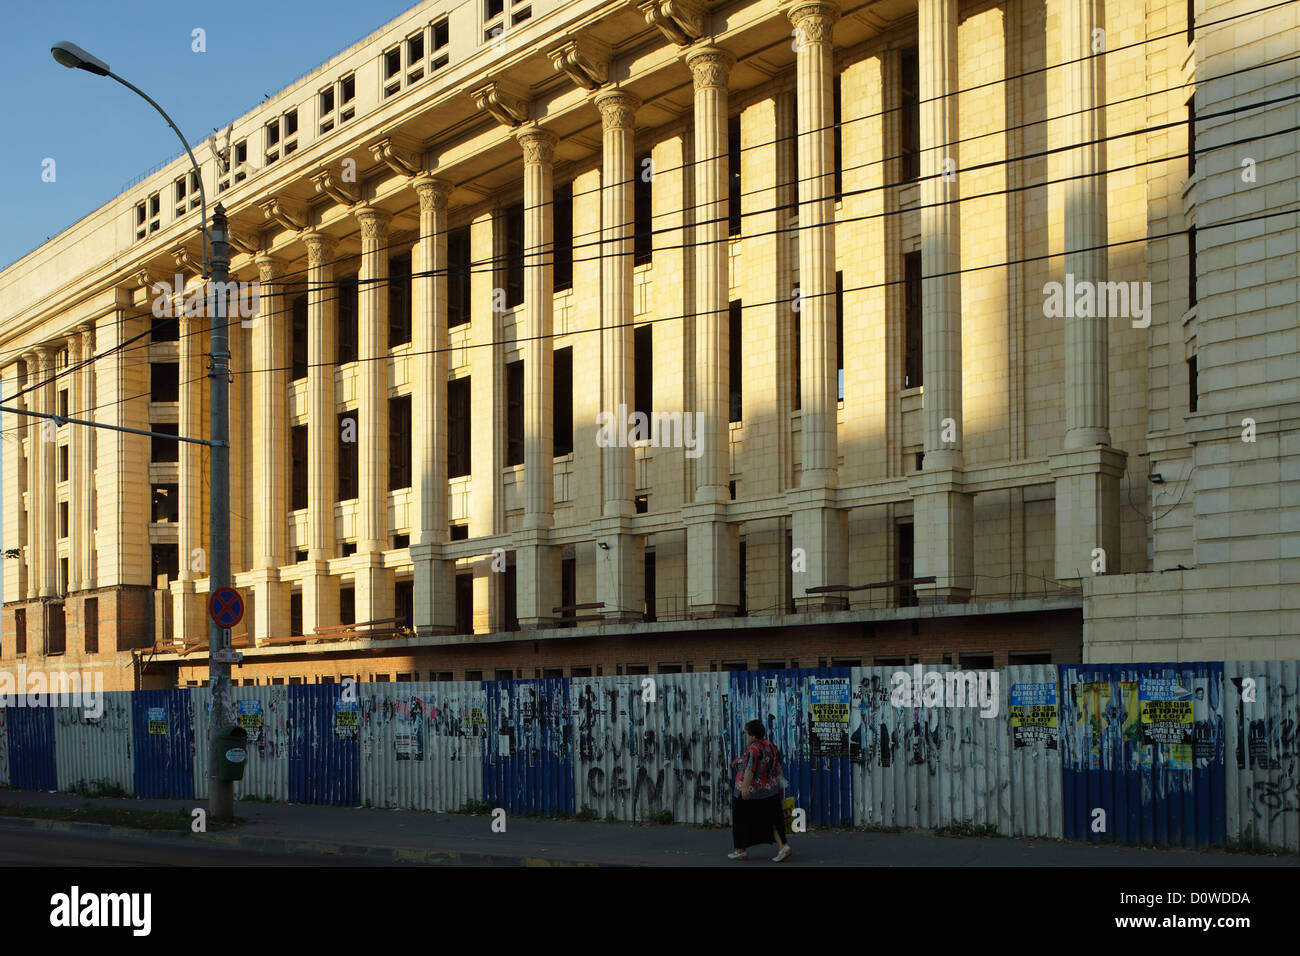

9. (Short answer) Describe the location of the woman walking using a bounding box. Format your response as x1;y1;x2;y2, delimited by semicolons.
729;719;792;862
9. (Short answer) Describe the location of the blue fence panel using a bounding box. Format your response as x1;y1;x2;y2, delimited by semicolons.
728;668;854;827
6;706;56;791
1060;662;1224;848
289;683;359;806
482;679;573;816
131;688;194;799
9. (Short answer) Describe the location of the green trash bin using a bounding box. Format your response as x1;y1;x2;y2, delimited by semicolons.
216;725;248;781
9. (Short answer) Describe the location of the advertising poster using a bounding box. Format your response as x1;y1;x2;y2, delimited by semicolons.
147;706;167;735
1009;681;1058;748
334;699;359;740
808;678;850;758
1139;677;1193;770
237;699;263;742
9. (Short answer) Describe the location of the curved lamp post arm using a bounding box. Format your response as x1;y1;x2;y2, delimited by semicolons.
108;72;210;276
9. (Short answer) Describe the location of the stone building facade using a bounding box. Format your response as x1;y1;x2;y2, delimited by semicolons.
0;0;1293;691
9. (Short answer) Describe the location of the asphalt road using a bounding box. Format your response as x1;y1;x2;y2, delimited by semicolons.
0;828;389;867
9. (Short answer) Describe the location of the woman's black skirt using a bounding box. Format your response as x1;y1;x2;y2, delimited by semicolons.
731;794;785;848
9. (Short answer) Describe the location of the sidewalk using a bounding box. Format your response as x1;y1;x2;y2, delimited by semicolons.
0;788;1293;867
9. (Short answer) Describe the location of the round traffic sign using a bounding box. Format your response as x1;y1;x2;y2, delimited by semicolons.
209;587;245;628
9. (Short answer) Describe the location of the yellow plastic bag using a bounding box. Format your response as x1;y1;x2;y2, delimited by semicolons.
782;796;796;834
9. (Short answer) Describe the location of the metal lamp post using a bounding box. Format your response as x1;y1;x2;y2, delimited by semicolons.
51;41;236;819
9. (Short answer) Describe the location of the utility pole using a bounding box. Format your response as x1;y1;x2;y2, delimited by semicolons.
207;204;234;820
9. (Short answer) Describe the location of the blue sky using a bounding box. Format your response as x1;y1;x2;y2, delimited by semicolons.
0;0;420;270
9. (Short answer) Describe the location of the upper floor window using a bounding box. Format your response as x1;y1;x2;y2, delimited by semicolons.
384;20;450;99
265;109;298;165
135;192;161;240
173;170;201;218
219;139;249;193
484;0;531;42
319;74;356;134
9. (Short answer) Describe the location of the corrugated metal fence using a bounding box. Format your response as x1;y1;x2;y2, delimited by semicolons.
1;661;1297;850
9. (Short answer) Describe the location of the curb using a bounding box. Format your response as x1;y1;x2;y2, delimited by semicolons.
0;814;606;867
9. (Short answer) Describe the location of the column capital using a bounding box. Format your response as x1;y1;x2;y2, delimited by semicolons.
32;344;54;371
684;45;734;90
354;205;391;240
255;253;287;283
593;88;641;131
515;126;558;165
412;175;452;213
786;1;840;42
303;232;338;267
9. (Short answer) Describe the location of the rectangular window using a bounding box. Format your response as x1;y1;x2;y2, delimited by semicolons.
340;586;355;625
291;424;308;510
292;294;308;380
450;523;469;540
738;541;747;617
833;74;843;199
339;75;356;122
1188;355;1198;413
1187;94;1196;177
152;313;179;342
15;608;25;655
791;95;799;203
644;550;657;622
395;579;414;629
560;553;576;628
84;597;98;654
904;252;923;388
729;300;743;423
152;543;179;586
634;153;653;265
59;501;68;539
504;203;524;310
338;411;359;500
448;226;472;327
319;85;335;133
48;603;66;654
290;591;303;637
1188;226;1197;309
553;346;573;457
389;253;412;347
151;422;179;462
900;51;920;182
505;360;524;467
383;46;402;97
151;362;180;402
389;395;412;490
897;522;917;607
338;275;359;363
448;377;471;478
231;140;248;186
729;115;742;236
503;557;519;632
634;325;653;421
836;270;844;401
456;573;474;634
152;483;179;523
407;33;425;84
432;18;451;70
58;443;69;482
792;285;801;411
553;184;573;292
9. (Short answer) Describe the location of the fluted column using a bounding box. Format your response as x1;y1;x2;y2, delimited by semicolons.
411;176;456;633
907;0;974;603
174;288;207;641
354;206;395;624
67;333;84;594
516;127;560;627
35;347;57;599
592;89;645;623
78;328;95;592
24;352;43;601
684;46;741;616
250;254;290;640
1050;0;1126;580
786;1;849;610
303;232;340;635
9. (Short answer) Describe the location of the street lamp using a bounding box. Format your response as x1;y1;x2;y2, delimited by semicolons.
51;41;236;820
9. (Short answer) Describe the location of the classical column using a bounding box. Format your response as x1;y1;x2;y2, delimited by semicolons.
77;328;95;592
303;232;340;635
592;88;645;623
907;0;974;603
174;287;207;642
354;206;395;624
67;333;84;594
35;346;57;599
516;127;560;627
411;176;456;633
1049;0;1126;580
24;352;42;601
786;1;849;610
1;362;25;608
683;46;741;616
249;254;291;641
